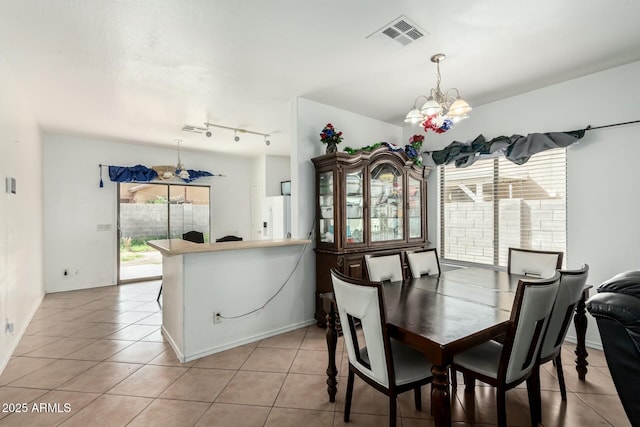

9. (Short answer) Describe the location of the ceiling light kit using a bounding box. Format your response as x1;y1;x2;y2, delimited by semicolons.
182;122;271;145
405;53;472;132
175;139;190;179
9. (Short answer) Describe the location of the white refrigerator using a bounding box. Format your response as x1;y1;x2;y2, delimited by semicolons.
263;195;291;239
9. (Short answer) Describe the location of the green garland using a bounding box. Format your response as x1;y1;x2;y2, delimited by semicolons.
343;142;422;166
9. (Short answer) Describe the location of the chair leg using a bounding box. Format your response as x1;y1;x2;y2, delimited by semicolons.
496;386;507;427
156;283;162;302
527;365;542;426
463;373;475;394
344;369;355;422
414;386;422;411
451;368;458;389
389;395;397;427
555;353;567;401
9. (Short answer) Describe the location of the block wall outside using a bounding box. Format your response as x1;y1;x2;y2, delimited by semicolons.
443;198;566;266
119;204;210;241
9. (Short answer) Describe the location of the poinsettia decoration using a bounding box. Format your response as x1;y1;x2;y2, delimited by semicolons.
422;116;453;134
405;135;424;166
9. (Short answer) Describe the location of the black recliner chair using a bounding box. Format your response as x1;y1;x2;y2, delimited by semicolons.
586;270;640;427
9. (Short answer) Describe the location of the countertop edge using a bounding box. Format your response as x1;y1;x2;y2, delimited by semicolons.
148;238;311;256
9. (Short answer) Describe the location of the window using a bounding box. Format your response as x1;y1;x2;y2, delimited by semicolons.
439;148;566;268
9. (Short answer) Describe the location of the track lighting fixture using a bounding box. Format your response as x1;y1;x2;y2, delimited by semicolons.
182;122;271;146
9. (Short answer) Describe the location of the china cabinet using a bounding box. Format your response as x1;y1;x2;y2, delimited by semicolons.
312;146;433;324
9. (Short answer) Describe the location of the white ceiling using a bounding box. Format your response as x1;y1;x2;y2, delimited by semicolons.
1;0;639;157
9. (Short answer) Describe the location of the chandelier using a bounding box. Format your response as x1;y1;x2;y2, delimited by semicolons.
404;53;472;133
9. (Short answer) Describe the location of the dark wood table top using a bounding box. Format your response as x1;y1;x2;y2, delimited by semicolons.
382;268;518;365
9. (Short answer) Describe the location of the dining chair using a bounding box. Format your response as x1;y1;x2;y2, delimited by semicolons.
215;235;243;242
527;264;589;423
407;248;441;278
508;247;563;279
157;230;205;302
451;272;561;427
330;269;432;427
364;253;404;282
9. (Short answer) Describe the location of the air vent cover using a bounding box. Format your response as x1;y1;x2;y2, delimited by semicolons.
367;15;427;47
182;124;206;134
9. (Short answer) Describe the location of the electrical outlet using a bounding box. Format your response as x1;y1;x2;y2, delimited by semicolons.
213;312;222;324
5;320;14;334
64;269;68;276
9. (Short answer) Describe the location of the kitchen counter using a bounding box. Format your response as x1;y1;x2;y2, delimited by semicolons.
147;238;310;256
148;237;315;362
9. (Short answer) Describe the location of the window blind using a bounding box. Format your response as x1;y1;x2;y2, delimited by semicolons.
440;148;566;268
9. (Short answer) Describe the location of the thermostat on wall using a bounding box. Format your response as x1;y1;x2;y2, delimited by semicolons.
6;177;16;194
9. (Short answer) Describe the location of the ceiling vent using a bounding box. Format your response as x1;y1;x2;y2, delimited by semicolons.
182;124;205;134
367;15;427;47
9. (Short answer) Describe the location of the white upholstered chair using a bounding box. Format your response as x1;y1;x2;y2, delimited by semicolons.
508;247;563;279
365;253;404;282
330;269;432;427
530;264;589;423
407;248;441;278
451;273;561;427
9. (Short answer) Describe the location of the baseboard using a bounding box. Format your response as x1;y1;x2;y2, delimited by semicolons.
161;325;186;363
183;318;317;362
0;292;45;376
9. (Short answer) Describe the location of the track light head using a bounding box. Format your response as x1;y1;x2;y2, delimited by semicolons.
264;136;271;146
234;131;240;142
205;131;212;138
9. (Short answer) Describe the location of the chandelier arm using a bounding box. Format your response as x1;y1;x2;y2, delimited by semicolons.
443;88;462;108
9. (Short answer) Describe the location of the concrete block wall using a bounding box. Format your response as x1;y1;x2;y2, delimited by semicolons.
120;204;210;241
444;198;566;266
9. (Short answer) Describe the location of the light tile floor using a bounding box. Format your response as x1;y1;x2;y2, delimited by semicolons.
0;281;630;426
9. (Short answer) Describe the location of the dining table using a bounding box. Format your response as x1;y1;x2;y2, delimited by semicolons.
320;266;592;427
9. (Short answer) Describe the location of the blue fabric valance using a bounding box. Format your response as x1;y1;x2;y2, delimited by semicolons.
109;164;157;182
99;164;219;187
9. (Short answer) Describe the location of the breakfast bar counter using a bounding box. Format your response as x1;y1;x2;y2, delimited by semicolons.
148;238;313;362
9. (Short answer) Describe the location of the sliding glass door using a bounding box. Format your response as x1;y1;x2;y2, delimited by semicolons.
117;183;210;283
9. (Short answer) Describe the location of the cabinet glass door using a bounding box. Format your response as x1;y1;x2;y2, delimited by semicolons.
408;176;422;239
345;170;364;245
370;164;403;242
319;171;334;243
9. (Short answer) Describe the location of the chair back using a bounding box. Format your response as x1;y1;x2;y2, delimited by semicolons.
540;264;589;359
502;273;560;384
407;248;441;278
508;248;563;279
330;269;394;388
215;235;242;242
365;254;403;282
183;230;205;243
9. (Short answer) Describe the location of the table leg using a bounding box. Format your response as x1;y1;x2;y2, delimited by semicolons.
431;364;451;427
324;301;338;402
574;289;589;381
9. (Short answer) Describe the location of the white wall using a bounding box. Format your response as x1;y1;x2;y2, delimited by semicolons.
0;55;44;372
43;134;254;292
265;155;291;196
405;60;640;348
292;98;403;240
